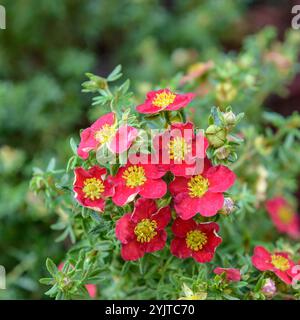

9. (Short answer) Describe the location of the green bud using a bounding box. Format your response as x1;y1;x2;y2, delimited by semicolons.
215;145;231;160
223;111;236;130
205;125;227;148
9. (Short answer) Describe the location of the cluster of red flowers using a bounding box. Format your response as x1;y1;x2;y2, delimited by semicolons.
73;89;236;262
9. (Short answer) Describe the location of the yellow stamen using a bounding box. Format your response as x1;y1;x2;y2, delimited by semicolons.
134;219;157;243
278;206;294;224
82;178;105;200
152;91;176;109
188;175;209;198
122;165;146;188
186;230;207;251
94;124;115;144
168;137;191;162
271;254;290;271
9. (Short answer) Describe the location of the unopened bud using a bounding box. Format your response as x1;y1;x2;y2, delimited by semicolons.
223;111;236;130
205;125;227;148
262;278;276;298
219;197;235;215
215;146;231;160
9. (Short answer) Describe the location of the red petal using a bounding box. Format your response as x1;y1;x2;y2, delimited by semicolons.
202;228;222;252
197;221;220;234
85;284;97;298
90;112;115;131
251;246;273;271
136;102;159;114
77;128;97;159
192;250;214;263
170;122;194;140
131;198;158;223
274;270;292;285
166;93;195;111
169;177;189;196
170;237;191;258
74;167;89;188
121;241;144;261
139;179;167;199
152;206;171;230
144;230;167;253
84;198;106;212
196;192;224;217
88;166;107;178
115;213;135;244
174;193;200;220
103;180;115;197
112;184;139;206
171;217;196;237
205;165;236;193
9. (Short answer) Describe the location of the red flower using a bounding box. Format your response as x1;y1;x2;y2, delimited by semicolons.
77;112;138;159
170;218;222;263
169;162;236;219
153;122;209;177
251;246;295;285
266;197;300;239
115;198;171;261
58;263;97;298
73;166;114;212
136;89;194;114
110;155;167;206
213;267;241;282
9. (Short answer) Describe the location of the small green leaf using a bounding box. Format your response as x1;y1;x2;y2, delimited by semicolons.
46;258;58;277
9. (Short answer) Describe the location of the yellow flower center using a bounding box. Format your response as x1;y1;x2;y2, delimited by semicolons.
271;254;290;271
122;165;147;188
94;124;115;144
152;91;176;109
186;230;207;251
168;137;191;162
188;175;209;198
134;219;157;243
82;178;105;200
278;206;294;224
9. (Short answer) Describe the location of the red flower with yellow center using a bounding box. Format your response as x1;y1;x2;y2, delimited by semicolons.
266;197;300;239
169;161;236;219
110;155;167;206
251;246;295;285
77;112;138;159
73;166;114;212
153;122;209;177
136;89;195;114
170;218;222;263
115;198;171;261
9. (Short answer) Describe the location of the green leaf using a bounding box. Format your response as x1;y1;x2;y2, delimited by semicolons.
70;137;78;155
40;278;54;285
107;65;122;82
46;258;58;277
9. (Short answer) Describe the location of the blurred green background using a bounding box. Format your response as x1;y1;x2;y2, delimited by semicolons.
0;0;299;299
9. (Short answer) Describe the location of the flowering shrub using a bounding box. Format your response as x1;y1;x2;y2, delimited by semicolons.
31;28;300;300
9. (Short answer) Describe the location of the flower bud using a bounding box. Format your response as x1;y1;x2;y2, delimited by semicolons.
219;197;235;215
223;111;236;130
261;278;276;298
205;125;227;148
215;146;230;160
